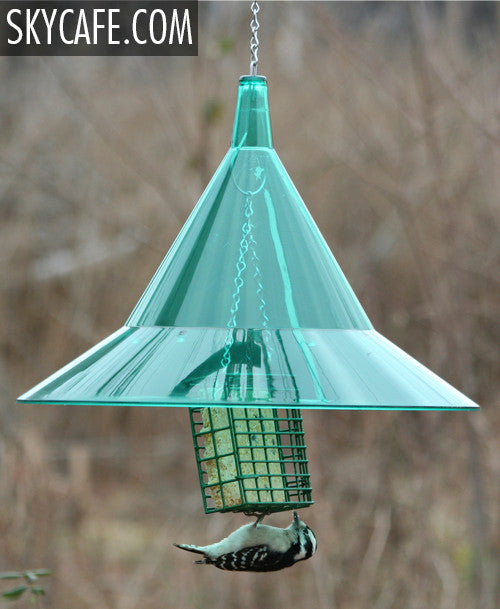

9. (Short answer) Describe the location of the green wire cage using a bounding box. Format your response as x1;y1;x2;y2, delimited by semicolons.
189;407;313;514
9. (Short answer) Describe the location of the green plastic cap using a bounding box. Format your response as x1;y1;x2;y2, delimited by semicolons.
232;76;273;148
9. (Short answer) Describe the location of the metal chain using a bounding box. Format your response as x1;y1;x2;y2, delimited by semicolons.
249;1;260;76
249;230;273;362
221;194;254;368
249;232;270;330
221;189;272;368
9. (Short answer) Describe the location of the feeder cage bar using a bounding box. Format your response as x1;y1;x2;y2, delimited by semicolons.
189;407;313;514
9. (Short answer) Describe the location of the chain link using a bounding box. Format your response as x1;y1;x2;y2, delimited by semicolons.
249;1;260;76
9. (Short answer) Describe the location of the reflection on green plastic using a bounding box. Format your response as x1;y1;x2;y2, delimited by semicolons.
18;327;478;409
17;76;479;410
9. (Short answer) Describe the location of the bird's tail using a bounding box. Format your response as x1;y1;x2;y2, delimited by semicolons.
173;542;205;555
173;543;208;565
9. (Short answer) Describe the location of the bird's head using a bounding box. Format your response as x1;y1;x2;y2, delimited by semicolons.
288;511;317;561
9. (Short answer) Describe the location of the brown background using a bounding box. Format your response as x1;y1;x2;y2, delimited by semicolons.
0;2;498;608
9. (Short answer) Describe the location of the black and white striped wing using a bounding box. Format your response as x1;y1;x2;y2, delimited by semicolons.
211;545;289;572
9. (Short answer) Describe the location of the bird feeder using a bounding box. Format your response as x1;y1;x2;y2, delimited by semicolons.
17;4;478;519
190;407;311;514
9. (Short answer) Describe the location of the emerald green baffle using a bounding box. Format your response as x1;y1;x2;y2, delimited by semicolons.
18;76;479;410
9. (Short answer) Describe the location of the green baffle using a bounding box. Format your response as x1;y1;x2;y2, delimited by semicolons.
190;407;312;514
17;77;478;411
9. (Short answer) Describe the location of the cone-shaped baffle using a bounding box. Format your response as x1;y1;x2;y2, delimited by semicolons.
18;77;478;409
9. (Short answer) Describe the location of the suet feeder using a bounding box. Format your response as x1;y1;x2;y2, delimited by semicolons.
18;5;478;517
190;407;311;514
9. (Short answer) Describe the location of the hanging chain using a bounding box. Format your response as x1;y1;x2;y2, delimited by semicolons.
249;227;273;362
221;194;254;369
249;232;270;330
221;164;272;369
249;1;260;76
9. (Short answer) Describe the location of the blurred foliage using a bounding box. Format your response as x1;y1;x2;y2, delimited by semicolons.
202;97;225;125
0;570;51;605
218;36;236;55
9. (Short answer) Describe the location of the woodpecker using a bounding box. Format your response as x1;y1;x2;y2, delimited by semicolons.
173;511;317;572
